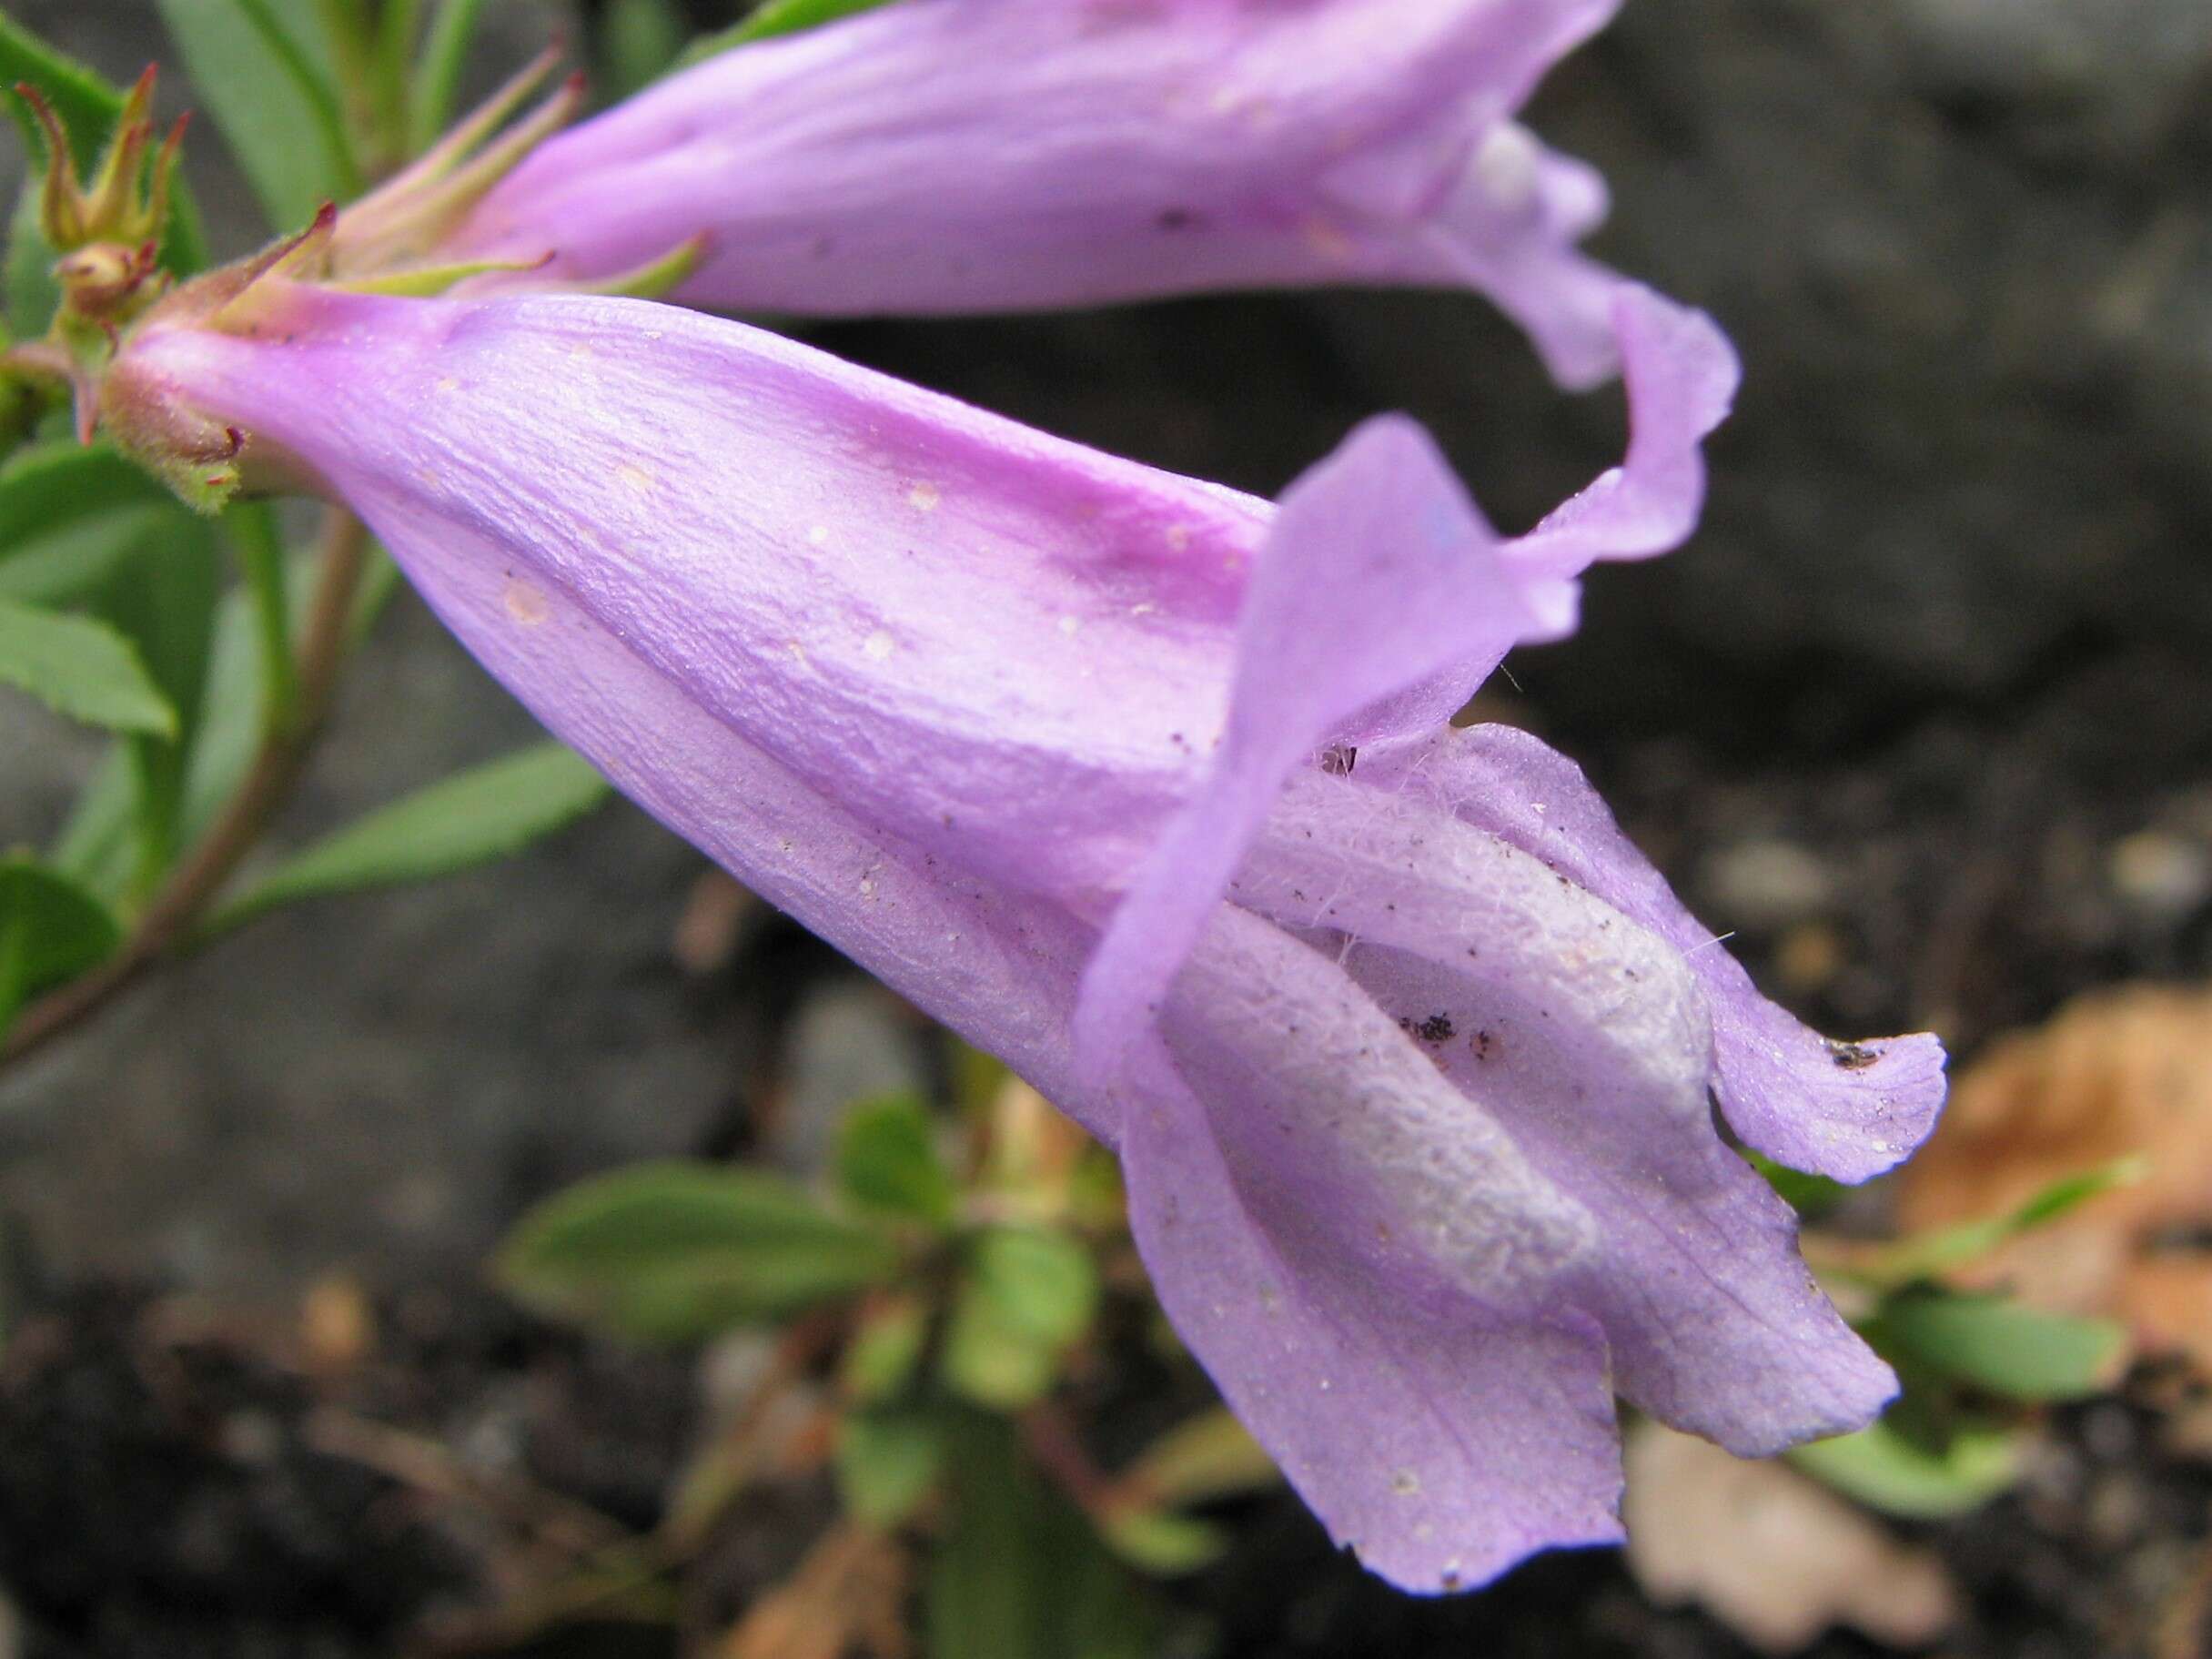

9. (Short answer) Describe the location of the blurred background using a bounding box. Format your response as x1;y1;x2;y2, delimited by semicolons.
1;1;2209;1654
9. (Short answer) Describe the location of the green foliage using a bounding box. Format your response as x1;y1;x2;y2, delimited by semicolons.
0;595;176;735
87;515;225;892
841;1292;933;1405
837;1093;958;1227
0;15;119;169
0;13;206;281
601;0;689;99
409;0;494;151
927;1413;1159;1659
209;742;610;930
1743;1149;1847;1219
0;861;122;1037
679;0;903;68
1859;1158;2145;1289
500;1160;903;1343
1115;1409;1278;1511
1873;1289;2124;1404
156;0;362;229
1788;1417;2019;1521
941;1225;1098;1409
1789;1156;2141;1523
4;184;59;341
835;1406;950;1530
219;501;297;728
0;443;179;606
1097;1507;1227;1577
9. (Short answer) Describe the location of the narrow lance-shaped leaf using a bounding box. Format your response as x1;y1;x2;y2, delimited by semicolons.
156;0;362;229
409;0;493;152
0;596;176;735
0;14;121;169
1873;1290;2126;1404
91;516;223;895
209;741;610;932
0;859;125;1037
1857;1158;2147;1289
7;179;61;339
217;499;297;728
500;1160;903;1343
0;441;180;606
928;1412;1159;1659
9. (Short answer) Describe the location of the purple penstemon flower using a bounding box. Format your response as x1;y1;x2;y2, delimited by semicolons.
420;0;1633;388
104;257;1944;1590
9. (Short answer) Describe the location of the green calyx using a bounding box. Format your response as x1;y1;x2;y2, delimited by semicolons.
1;67;188;449
19;66;185;255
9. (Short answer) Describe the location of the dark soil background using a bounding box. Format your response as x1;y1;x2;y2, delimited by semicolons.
1;0;2209;1654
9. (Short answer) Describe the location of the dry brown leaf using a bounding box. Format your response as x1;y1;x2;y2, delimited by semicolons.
1624;1426;1957;1654
718;1523;909;1659
1895;983;2212;1371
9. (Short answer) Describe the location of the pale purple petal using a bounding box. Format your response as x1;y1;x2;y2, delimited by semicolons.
1073;414;1550;1082
1363;723;1948;1181
449;0;1632;384
1236;774;1896;1451
1509;289;1743;579
212;396;1126;1143
1120;1032;1625;1593
126;289;1263;903
1166;905;1598;1311
1074;286;1734;1081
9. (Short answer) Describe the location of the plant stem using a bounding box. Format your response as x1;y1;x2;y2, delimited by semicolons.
0;509;370;1071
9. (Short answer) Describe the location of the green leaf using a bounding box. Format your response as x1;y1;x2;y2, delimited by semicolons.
941;1226;1097;1410
0;859;123;1036
6;180;59;339
0;14;122;170
840;1292;931;1405
1874;1290;2126;1403
1097;1508;1228;1577
409;0;492;152
835;1407;948;1530
837;1092;957;1227
1788;1417;2020;1520
210;742;611;930
1116;1409;1278;1510
1867;1158;2146;1288
928;1413;1159;1659
49;746;137;900
500;1160;902;1343
0;595;176;734
89;515;223;893
0;442;179;607
156;0;363;228
1743;1150;1848;1220
601;0;688;99
678;0;901;68
219;500;296;728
